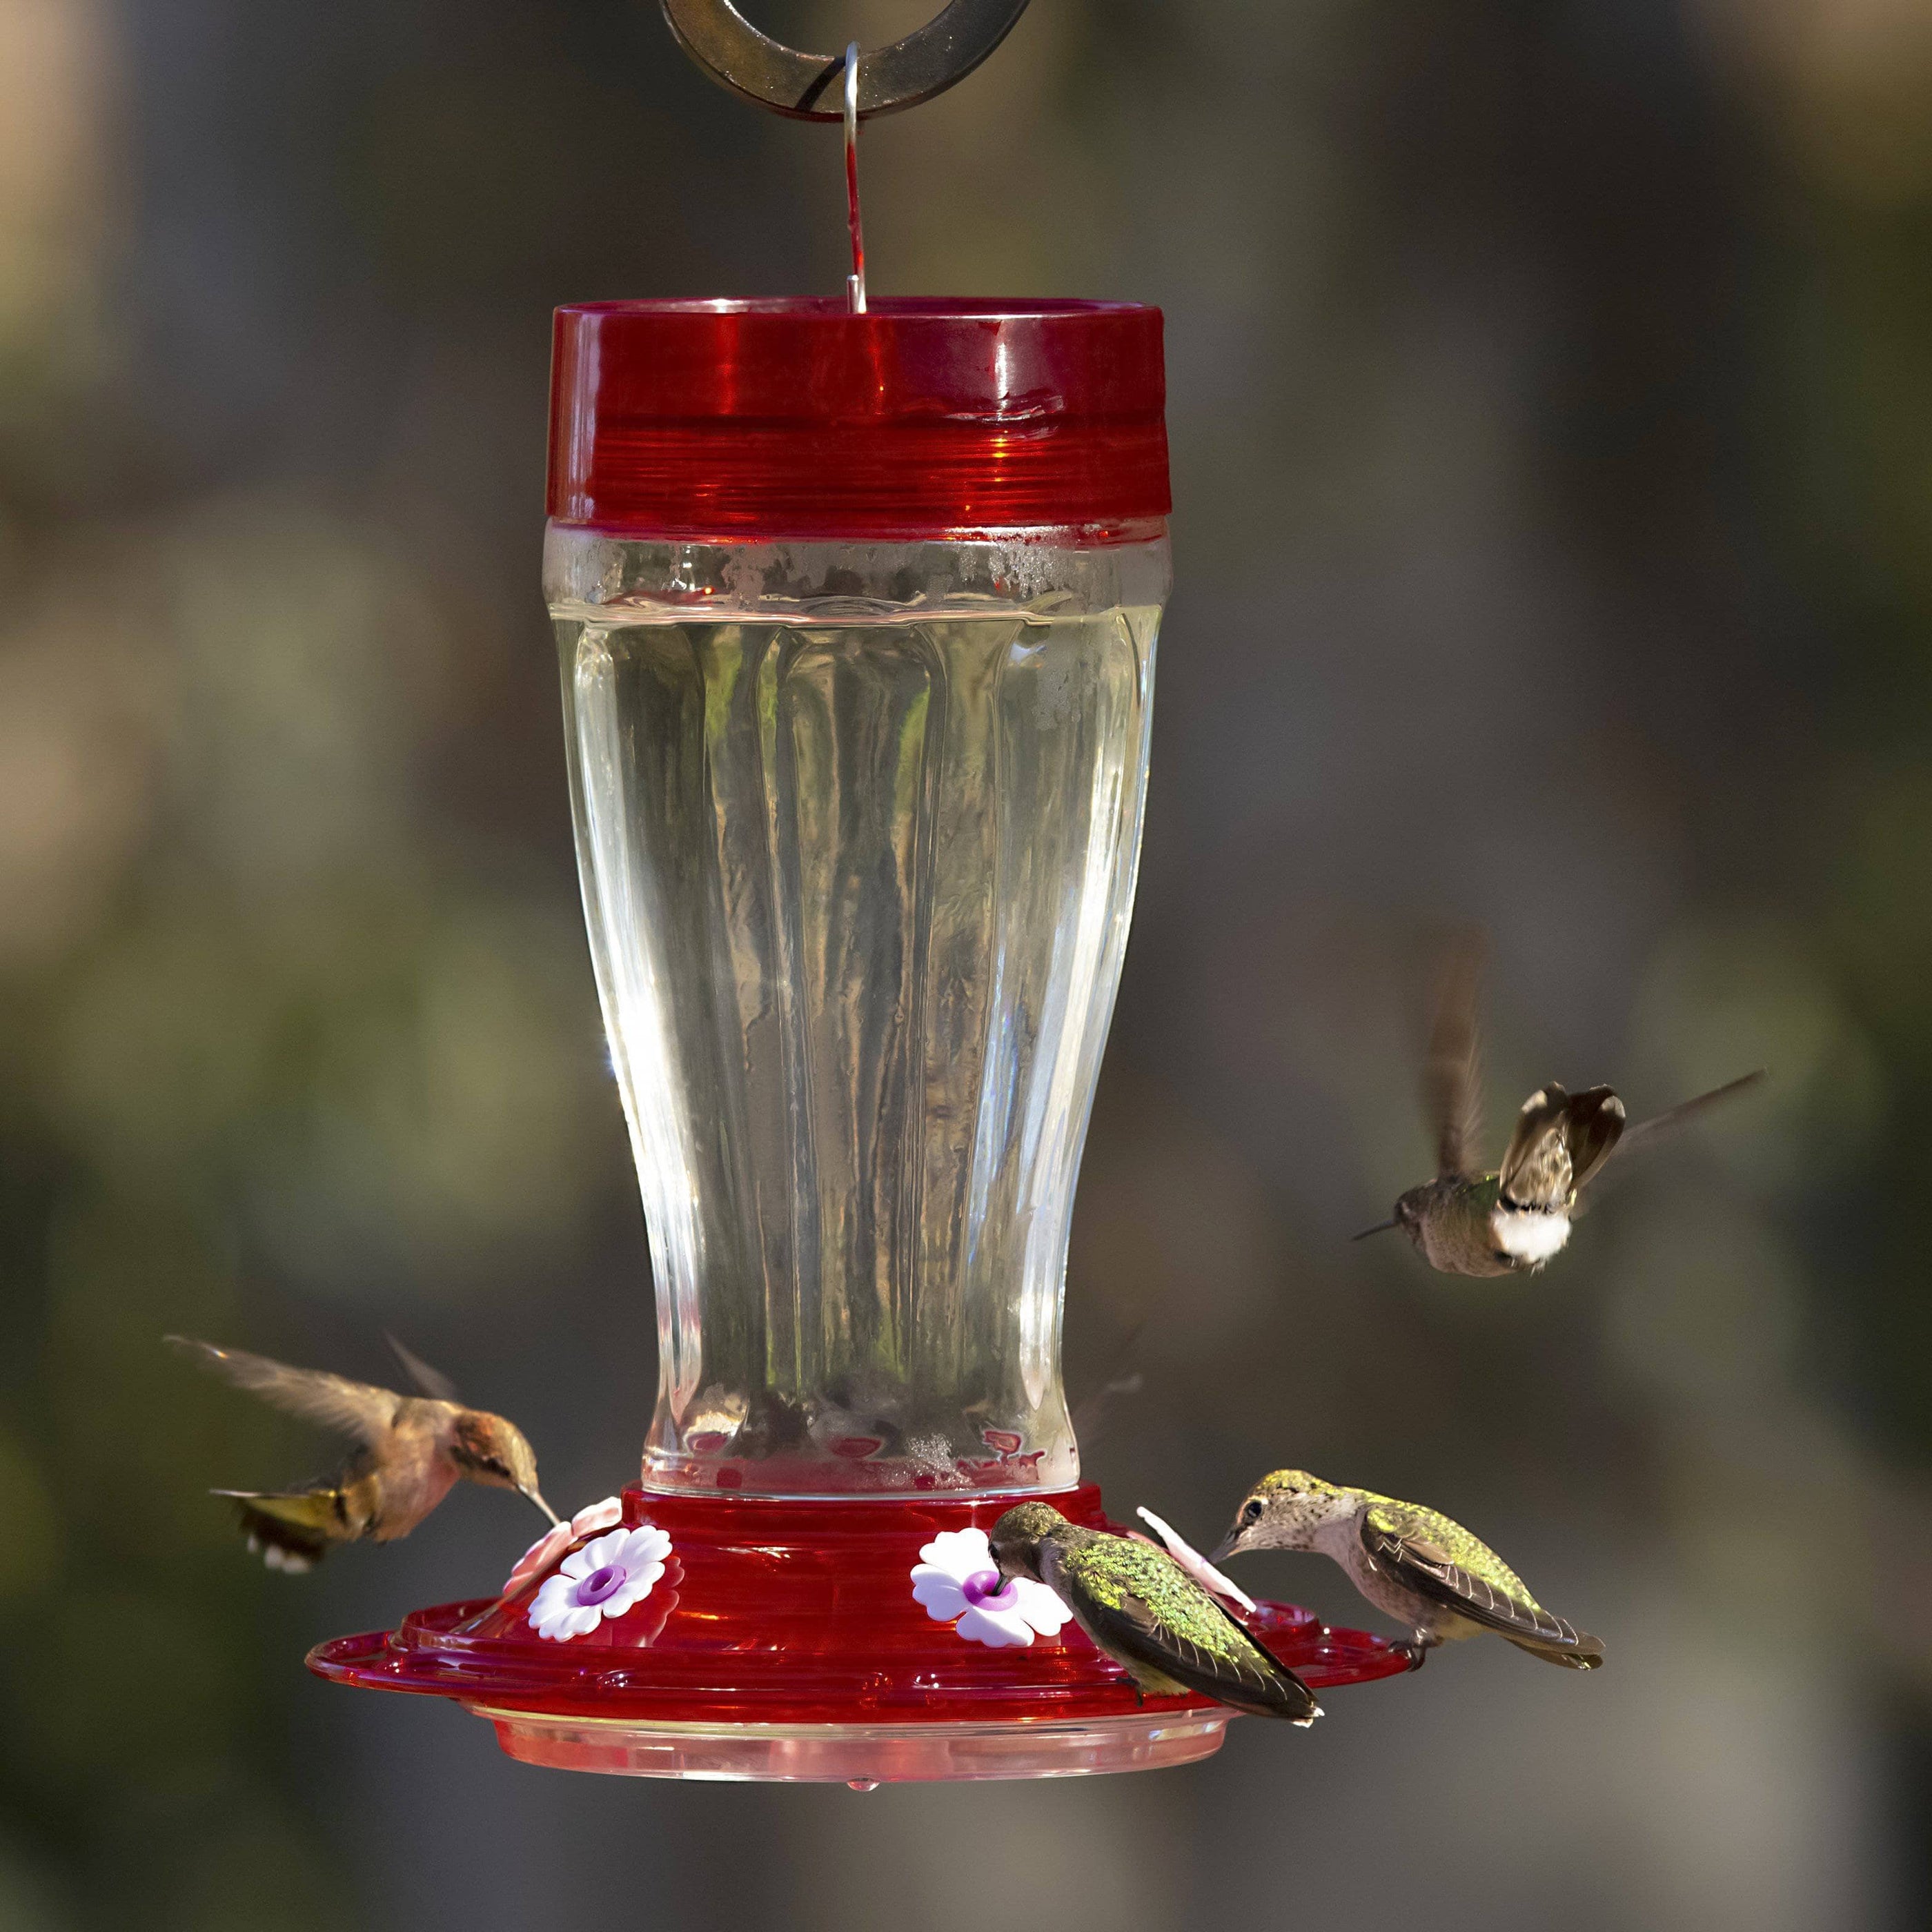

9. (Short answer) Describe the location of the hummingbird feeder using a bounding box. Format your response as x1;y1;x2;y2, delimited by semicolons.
308;0;1409;1782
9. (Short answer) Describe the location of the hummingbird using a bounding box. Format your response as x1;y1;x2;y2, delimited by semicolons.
1211;1470;1603;1670
1356;932;1764;1276
988;1501;1322;1724
168;1334;557;1571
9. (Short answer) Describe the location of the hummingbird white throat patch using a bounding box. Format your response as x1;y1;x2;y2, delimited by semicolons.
1491;1206;1572;1265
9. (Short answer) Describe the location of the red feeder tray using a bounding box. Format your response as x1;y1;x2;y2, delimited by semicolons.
310;1484;1412;1783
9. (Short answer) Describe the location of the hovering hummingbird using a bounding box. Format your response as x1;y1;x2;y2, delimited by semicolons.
988;1502;1322;1724
1356;933;1764;1276
1212;1470;1602;1670
168;1334;556;1571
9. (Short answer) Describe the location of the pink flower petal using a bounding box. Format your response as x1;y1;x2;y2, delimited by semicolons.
570;1497;624;1539
503;1523;572;1595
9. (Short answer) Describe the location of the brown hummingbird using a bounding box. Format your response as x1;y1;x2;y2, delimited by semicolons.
1355;932;1764;1276
168;1334;557;1570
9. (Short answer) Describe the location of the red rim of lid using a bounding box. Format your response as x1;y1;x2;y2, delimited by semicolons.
546;298;1169;540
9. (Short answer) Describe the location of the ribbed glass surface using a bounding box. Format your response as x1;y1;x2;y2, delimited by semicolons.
549;531;1165;1496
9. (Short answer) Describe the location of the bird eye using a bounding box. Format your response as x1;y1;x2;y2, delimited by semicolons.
1241;1499;1263;1524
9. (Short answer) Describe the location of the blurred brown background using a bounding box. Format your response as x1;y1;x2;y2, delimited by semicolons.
3;0;1929;1925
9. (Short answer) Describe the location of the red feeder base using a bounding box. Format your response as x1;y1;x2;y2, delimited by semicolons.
309;1484;1412;1783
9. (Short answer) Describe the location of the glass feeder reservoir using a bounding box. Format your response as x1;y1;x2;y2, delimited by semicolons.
310;299;1407;1782
552;299;1165;1499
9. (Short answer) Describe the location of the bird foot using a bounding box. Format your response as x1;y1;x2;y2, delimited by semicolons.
1399;1639;1432;1671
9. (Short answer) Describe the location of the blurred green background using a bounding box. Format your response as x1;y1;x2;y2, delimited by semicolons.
3;0;1929;1925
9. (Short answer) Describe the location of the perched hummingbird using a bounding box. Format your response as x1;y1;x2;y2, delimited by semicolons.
168;1334;556;1571
1211;1470;1603;1670
988;1501;1322;1724
1357;933;1764;1276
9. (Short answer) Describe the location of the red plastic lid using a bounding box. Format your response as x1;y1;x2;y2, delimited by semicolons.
546;299;1168;540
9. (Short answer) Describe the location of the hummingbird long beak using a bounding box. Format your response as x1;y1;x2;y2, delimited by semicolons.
522;1487;560;1526
1207;1533;1240;1565
1351;1218;1401;1241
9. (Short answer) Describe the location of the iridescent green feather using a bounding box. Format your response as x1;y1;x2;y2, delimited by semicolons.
1058;1536;1279;1670
1360;1499;1539;1606
991;1503;1321;1719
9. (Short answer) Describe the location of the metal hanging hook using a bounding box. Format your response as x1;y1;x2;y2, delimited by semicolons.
660;0;1032;121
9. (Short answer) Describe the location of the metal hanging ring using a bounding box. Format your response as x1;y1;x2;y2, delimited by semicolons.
660;0;1032;120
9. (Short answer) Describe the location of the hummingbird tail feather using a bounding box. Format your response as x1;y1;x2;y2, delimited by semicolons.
1504;1630;1606;1670
213;1488;337;1572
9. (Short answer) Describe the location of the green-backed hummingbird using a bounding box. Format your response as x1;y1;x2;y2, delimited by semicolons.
1212;1470;1603;1670
989;1502;1321;1724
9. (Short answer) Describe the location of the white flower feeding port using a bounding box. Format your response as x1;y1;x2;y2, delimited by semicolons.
530;1525;674;1643
911;1529;1073;1649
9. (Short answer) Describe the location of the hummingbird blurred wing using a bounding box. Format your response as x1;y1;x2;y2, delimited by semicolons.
385;1332;460;1403
1070;1371;1143;1451
1423;931;1486;1179
1360;1505;1604;1668
1567;1072;1764;1219
168;1337;401;1444
1070;1317;1147;1450
1608;1070;1766;1170
1047;1542;1321;1723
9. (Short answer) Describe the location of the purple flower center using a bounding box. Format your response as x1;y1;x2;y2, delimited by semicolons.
961;1568;1018;1611
575;1562;628;1607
